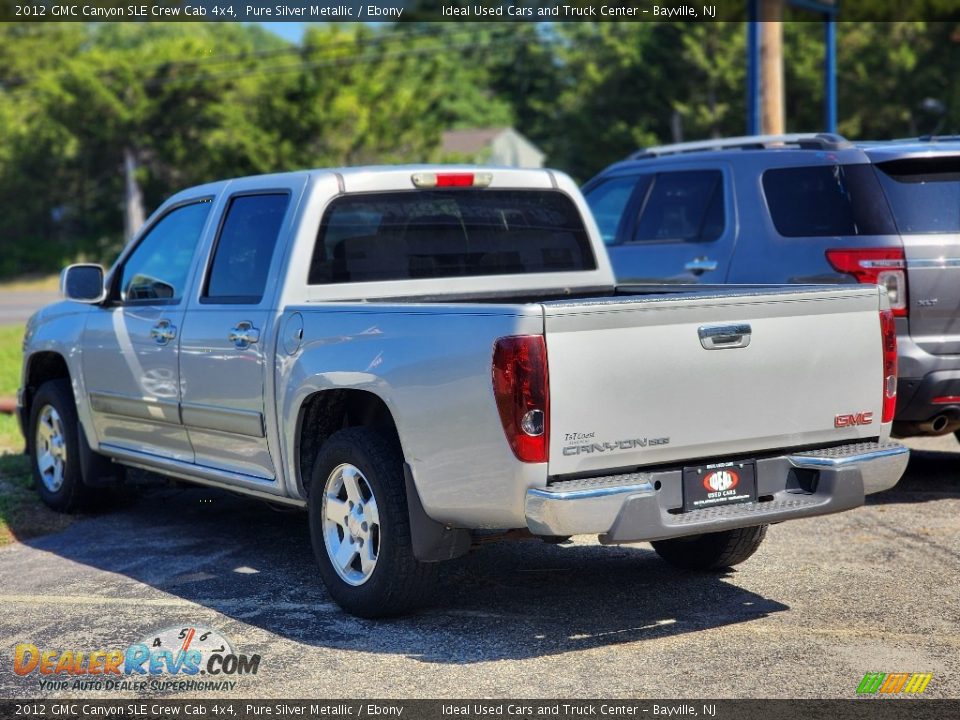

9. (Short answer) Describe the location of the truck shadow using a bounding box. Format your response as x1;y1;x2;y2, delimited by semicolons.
21;484;788;664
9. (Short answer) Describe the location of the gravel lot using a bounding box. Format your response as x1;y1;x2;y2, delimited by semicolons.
0;436;957;700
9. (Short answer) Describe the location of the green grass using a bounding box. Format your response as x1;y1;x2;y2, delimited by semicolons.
0;324;24;398
0;415;23;454
0;324;25;452
0;323;50;545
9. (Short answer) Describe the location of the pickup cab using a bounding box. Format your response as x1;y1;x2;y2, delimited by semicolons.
19;166;909;617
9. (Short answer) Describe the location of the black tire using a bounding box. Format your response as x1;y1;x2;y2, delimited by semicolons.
651;525;768;571
308;427;435;618
27;379;90;513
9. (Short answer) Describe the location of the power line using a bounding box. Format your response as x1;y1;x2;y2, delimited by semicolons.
153;35;519;87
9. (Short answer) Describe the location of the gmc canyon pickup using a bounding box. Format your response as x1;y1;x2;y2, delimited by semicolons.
20;166;908;617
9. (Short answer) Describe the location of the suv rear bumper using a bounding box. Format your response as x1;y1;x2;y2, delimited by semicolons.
895;332;960;429
525;442;908;543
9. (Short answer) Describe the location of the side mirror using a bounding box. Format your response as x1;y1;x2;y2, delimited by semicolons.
60;264;106;303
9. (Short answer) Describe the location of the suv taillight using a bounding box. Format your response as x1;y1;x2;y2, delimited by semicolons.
880;310;898;423
826;248;908;317
492;336;549;463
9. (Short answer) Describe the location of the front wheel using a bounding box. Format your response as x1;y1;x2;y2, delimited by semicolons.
651;525;768;571
28;379;89;513
308;427;435;618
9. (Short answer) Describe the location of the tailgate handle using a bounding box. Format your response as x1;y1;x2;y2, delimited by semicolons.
699;323;752;350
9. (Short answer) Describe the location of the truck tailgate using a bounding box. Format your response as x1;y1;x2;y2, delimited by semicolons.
543;286;885;477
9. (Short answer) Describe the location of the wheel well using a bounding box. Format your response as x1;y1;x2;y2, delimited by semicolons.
297;389;402;496
23;352;70;419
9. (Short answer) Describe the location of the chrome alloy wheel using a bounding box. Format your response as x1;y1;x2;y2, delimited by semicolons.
35;404;67;493
321;463;381;586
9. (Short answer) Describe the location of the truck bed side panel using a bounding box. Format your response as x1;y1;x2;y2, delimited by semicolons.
277;304;545;528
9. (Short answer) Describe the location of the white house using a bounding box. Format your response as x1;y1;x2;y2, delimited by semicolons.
440;127;545;168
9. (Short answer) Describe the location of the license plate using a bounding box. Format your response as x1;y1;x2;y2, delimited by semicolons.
682;460;757;512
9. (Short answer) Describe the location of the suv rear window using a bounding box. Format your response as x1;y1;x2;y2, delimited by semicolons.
763;165;896;237
308;190;596;284
874;157;960;234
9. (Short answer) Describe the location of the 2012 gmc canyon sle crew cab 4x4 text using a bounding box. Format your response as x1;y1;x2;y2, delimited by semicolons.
20;166;908;617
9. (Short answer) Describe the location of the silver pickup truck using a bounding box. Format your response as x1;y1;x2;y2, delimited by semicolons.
19;166;908;617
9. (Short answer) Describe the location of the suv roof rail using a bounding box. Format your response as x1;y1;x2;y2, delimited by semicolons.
629;133;852;159
916;134;960;143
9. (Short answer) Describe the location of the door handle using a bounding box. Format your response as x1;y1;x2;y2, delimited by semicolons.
228;321;260;350
150;320;177;345
698;323;752;350
685;257;718;275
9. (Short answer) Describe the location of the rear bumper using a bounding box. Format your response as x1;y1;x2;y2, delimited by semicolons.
894;332;960;427
895;369;960;428
524;442;908;544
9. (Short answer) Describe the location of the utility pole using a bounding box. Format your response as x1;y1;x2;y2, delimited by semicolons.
123;147;145;244
760;0;785;135
747;0;837;136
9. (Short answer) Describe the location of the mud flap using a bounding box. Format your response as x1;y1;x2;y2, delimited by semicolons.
79;427;125;488
403;464;471;562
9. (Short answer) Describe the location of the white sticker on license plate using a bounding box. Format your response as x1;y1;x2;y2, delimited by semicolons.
682;460;757;512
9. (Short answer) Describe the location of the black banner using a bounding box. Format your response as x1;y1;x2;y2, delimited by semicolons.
0;700;957;720
0;0;959;23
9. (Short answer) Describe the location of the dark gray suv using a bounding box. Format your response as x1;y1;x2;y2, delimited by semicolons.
583;133;960;439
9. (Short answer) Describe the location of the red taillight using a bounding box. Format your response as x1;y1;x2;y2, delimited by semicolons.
880;309;898;423
492;336;549;463
826;248;908;317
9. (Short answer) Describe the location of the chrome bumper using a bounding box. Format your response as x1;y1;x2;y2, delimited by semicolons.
525;442;909;544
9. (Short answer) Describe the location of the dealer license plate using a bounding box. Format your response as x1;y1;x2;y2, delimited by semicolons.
682;460;757;512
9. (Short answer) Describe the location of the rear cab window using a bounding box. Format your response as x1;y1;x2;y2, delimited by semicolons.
762;165;896;237
308;190;596;284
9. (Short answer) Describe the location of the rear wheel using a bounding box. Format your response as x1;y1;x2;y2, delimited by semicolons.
28;379;89;513
308;427;435;618
651;525;768;571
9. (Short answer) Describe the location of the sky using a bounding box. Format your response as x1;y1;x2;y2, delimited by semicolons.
258;22;306;43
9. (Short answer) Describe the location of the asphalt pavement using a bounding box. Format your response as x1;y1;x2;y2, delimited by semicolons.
0;436;957;699
0;290;59;325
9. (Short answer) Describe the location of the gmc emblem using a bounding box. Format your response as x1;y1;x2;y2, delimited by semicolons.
835;412;874;428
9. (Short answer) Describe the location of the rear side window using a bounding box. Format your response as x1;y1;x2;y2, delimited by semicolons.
763;165;896;237
632;170;725;243
205;193;290;303
874;157;960;234
308;190;596;284
583;174;650;245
